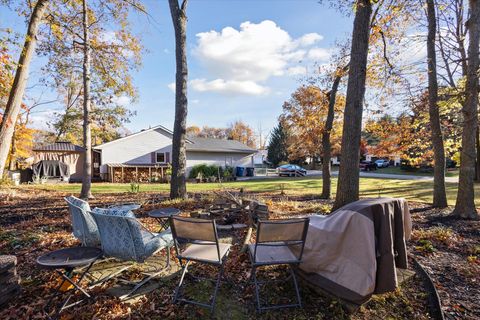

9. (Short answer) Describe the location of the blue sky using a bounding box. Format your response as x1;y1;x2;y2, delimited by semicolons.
1;0;352;140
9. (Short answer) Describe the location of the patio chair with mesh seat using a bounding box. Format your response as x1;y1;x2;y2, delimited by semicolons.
248;217;309;311
91;209;174;299
169;216;231;314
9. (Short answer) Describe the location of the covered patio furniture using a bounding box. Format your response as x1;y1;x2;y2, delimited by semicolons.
248;218;309;311
295;197;412;306
91;209;173;299
169;216;231;314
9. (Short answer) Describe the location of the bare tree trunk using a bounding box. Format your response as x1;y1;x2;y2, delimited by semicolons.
427;0;448;208
452;0;480;219
168;0;188;199
80;0;93;199
475;126;480;181
0;0;49;177
333;0;372;210
321;65;348;199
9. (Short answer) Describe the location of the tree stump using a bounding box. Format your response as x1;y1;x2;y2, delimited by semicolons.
0;255;21;306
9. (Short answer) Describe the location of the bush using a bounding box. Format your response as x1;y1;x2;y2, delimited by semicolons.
189;164;220;179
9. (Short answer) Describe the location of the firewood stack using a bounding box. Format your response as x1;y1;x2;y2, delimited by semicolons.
0;255;21;306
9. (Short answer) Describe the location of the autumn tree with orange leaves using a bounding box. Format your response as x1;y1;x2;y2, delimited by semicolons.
281;85;344;165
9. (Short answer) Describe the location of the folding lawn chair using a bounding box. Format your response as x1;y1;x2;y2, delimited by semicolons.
248;218;309;311
169;216;231;314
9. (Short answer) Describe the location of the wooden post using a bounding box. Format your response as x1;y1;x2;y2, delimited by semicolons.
121;166;124;183
161;166;164;179
135;166;138;182
149;167;152;183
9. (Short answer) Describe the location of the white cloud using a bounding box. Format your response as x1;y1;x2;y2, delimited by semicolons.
295;33;323;46
286;66;307;76
190;78;269;95
192;20;327;95
167;82;176;92
307;48;331;61
112;95;131;106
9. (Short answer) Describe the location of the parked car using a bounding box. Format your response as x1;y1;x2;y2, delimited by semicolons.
277;164;307;177
375;159;390;168
359;161;377;171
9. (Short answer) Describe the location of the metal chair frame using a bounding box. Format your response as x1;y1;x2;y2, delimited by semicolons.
91;211;173;300
169;216;229;314
249;218;309;312
64;199;134;288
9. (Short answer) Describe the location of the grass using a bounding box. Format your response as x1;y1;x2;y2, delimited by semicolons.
373;166;459;177
23;175;480;207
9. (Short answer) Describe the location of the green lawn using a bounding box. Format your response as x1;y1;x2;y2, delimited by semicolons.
24;176;480;207
373;166;459;177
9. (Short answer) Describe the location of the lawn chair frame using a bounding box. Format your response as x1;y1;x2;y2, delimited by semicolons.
249;218;310;312
169;216;230;314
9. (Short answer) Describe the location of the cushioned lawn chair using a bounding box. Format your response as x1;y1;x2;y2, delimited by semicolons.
64;196;142;247
169;216;231;314
64;197;141;286
64;196;101;247
91;208;174;299
248;218;309;311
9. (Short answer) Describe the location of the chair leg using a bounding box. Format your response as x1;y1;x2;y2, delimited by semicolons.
289;265;302;308
173;260;190;303
251;265;262;312
210;263;224;315
119;249;172;300
251;264;302;312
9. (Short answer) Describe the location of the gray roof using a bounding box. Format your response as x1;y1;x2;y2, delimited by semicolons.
33;142;84;152
186;137;256;154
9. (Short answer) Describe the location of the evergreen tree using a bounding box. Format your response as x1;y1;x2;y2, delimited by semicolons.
267;122;289;167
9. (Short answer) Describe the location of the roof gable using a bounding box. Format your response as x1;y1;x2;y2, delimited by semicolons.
94;125;182;149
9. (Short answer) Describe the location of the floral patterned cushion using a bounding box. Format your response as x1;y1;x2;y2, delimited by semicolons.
92;207;135;218
91;210;172;262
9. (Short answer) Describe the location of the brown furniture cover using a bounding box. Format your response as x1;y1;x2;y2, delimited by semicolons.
295;197;411;305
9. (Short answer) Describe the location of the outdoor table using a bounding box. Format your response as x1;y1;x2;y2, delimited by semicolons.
148;207;181;231
37;247;103;319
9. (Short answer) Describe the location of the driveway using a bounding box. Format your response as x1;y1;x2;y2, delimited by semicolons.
307;170;458;183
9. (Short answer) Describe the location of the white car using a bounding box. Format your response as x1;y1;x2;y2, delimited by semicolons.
375;159;390;168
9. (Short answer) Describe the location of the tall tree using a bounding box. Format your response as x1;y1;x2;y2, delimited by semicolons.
452;0;480;219
227;120;256;148
333;0;373;209
267;122;289;167
0;0;49;177
321;64;348;199
426;0;448;207
80;0;92;199
169;0;188;199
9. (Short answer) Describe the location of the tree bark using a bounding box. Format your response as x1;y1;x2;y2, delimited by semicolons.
0;0;49;177
475;126;480;181
168;0;188;199
333;0;372;210
321;65;348;199
475;124;480;182
80;0;93;199
452;0;480;219
426;0;448;208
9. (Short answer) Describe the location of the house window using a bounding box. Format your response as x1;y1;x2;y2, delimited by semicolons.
156;152;166;163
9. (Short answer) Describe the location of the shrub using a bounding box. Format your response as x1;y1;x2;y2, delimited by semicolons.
189;164;220;179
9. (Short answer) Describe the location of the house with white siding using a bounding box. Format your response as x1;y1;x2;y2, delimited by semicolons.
93;125;256;182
